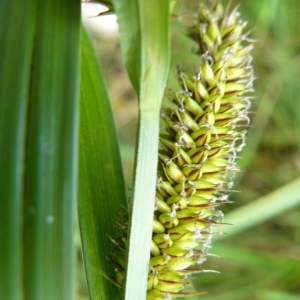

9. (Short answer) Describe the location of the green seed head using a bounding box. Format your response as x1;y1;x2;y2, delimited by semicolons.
111;1;255;299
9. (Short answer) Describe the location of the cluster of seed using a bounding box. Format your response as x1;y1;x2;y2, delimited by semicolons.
111;1;255;299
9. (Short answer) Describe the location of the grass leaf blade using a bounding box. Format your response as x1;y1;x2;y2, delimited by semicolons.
78;28;127;300
113;1;171;299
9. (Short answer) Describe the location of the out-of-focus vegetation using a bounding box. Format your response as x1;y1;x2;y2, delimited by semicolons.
79;0;300;299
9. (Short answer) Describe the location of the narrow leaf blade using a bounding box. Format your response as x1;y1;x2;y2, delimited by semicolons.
78;28;127;300
217;177;300;239
113;1;171;299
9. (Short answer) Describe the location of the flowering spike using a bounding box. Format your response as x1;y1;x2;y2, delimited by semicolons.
111;1;254;298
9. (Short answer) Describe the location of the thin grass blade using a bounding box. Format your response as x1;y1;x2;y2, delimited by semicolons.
78;28;127;300
217;177;300;239
112;0;171;299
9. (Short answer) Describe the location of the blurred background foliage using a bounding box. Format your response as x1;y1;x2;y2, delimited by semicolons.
79;0;300;299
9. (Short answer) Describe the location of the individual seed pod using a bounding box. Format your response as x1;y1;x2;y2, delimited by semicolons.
176;130;196;149
200;163;225;174
207;139;229;149
167;258;194;271
194;76;210;101
176;109;199;131
215;64;228;82
175;208;198;220
191;128;212;146
201;58;216;86
212;55;227;74
187;204;215;214
158;213;179;229
217;37;240;54
166;195;188;210
156;179;178;198
207;19;221;44
147;269;159;291
151;240;161;257
163;160;186;184
193;189;218;200
201;30;215;53
187;195;211;206
184;221;214;233
146;289;166;300
182;94;204;116
182;209;214;223
227;55;249;68
207;81;226;97
207;141;228;157
174;180;217;193
200;174;228;185
155;281;187;293
188;148;209;164
226;67;247;81
194;111;215;126
220;22;239;39
167;226;194;241
173;146;192;167
168;233;194;244
224;82;248;97
155;194;172;213
191;208;215;220
207;146;225;158
173;222;209;233
182;186;197;197
218;101;234;113
149;256;169;272
182;165;203;181
171;238;201;250
173;182;192;194
159;136;176;153
202;94;222;114
153;233;173;249
193;179;219;191
153;219;166;234
163;246;188;258
214;113;237;126
206;156;229;167
210;126;235;142
156;269;185;283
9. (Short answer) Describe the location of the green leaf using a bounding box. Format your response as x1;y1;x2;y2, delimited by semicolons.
0;2;37;299
112;0;171;299
22;1;81;299
260;290;300;300
217;177;300;239
78;28;127;300
112;0;141;91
